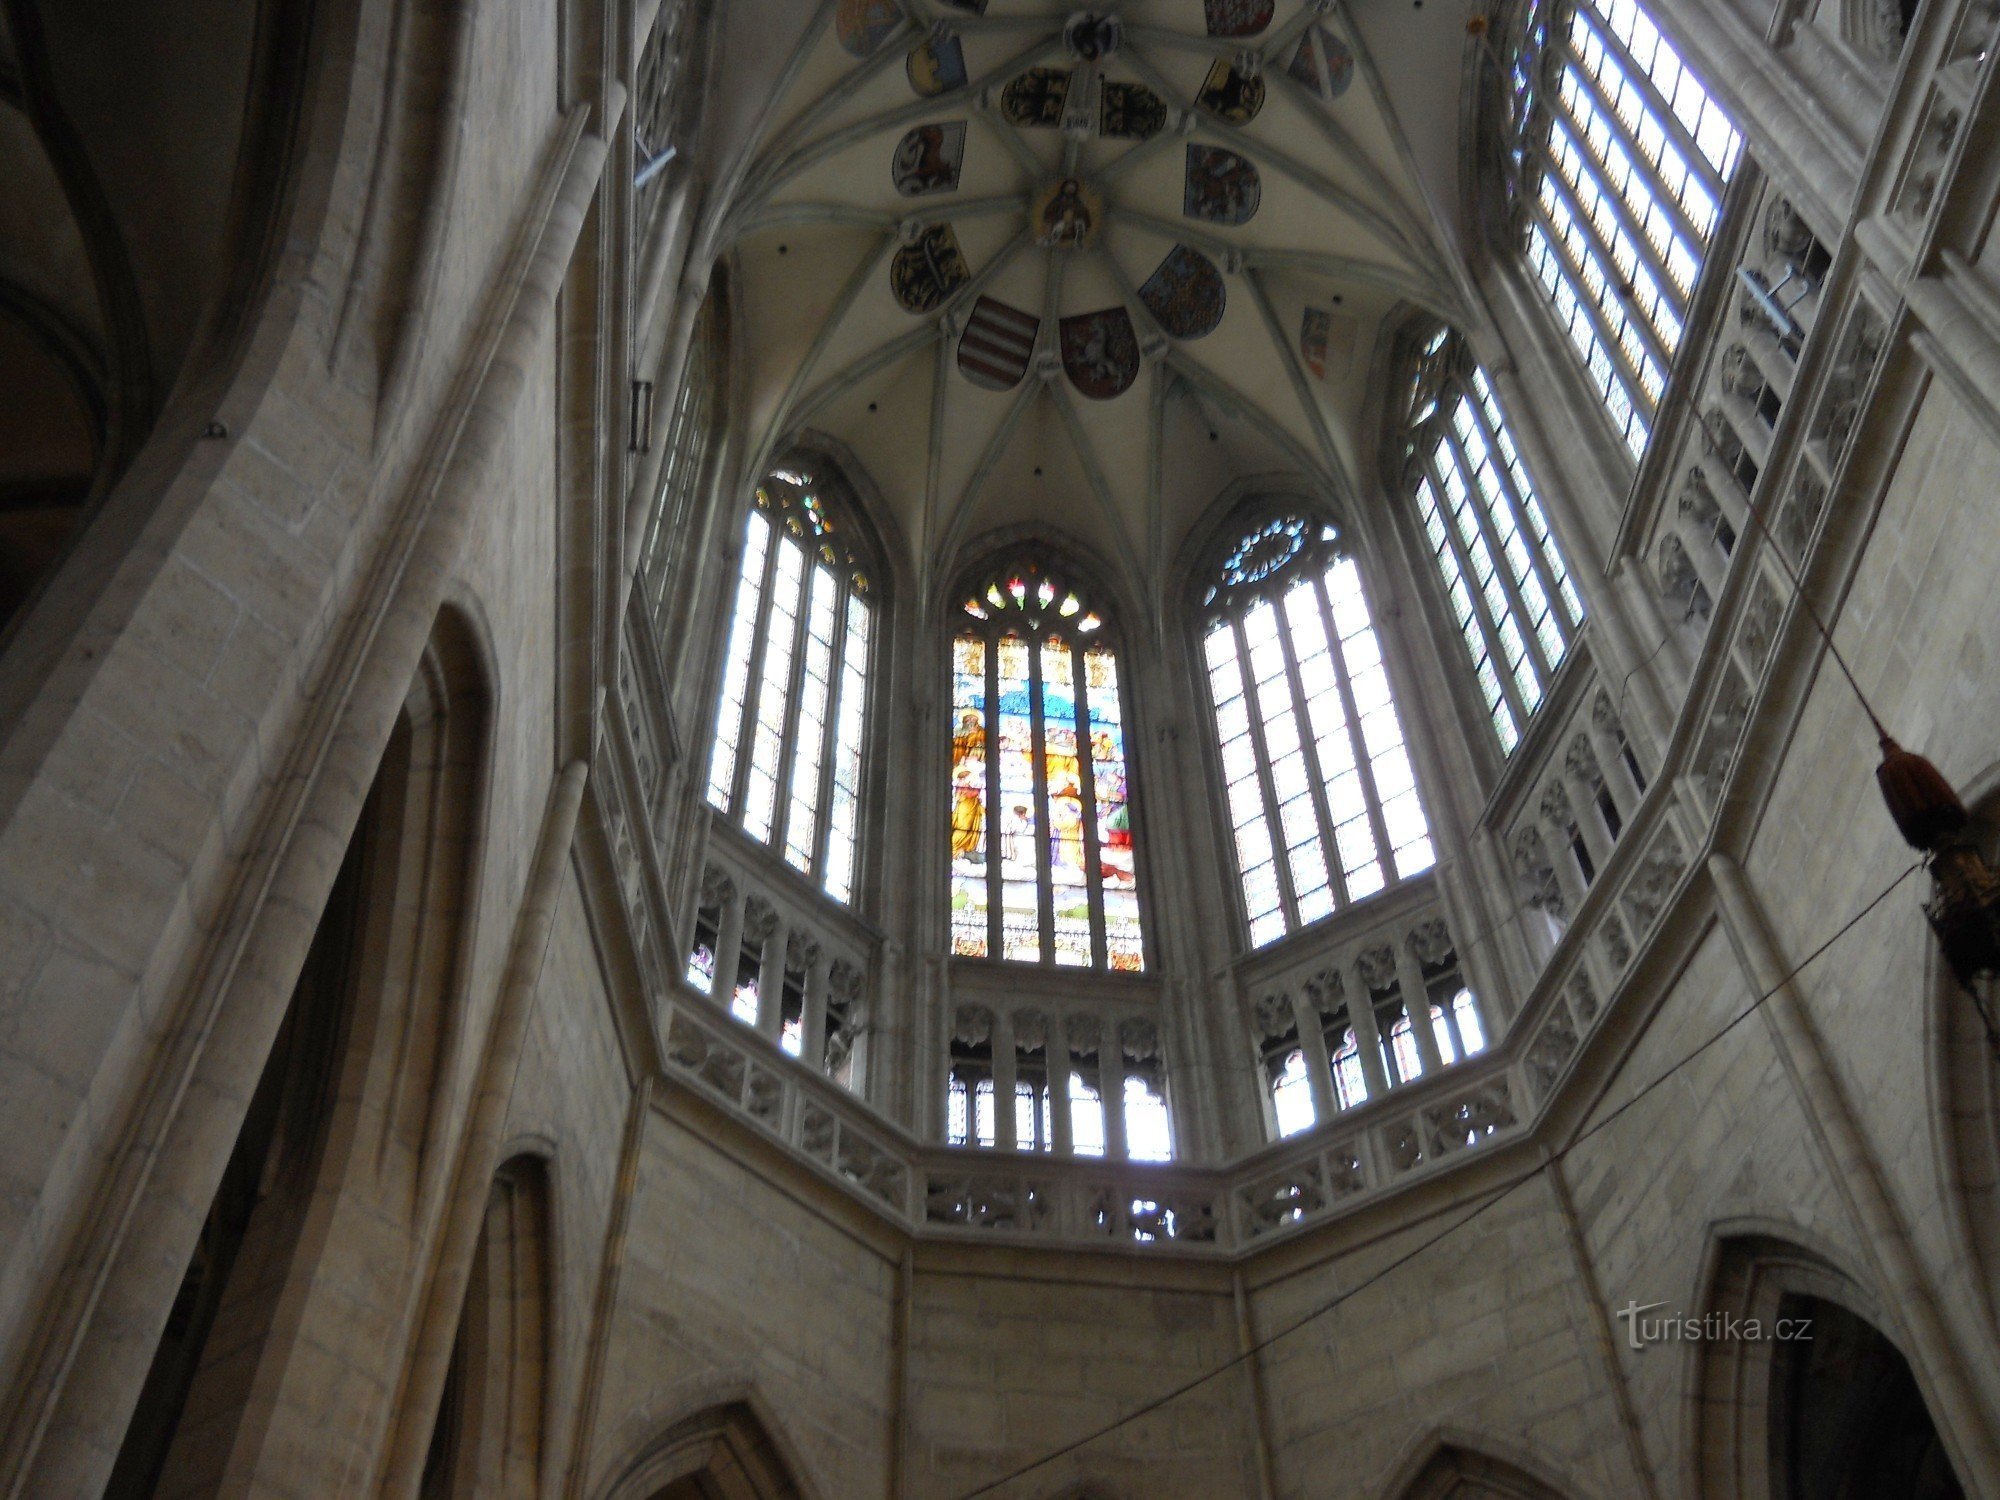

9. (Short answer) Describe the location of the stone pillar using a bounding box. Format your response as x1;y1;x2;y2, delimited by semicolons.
1293;988;1340;1123
992;1007;1018;1151
1347;953;1394;1097
1050;1013;1075;1156
1100;1018;1128;1163
710;881;746;1005
1393;936;1447;1075
800;943;833;1070
757;912;790;1038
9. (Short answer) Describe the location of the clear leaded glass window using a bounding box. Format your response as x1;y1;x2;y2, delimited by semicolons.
705;465;873;902
1403;328;1585;753
1200;511;1435;949
1508;0;1742;456
950;550;1144;970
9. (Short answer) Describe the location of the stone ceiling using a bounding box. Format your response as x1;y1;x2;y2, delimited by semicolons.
707;0;1480;618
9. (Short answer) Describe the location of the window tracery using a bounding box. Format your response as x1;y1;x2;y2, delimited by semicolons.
705;463;875;903
1506;0;1743;456
1400;328;1584;752
949;548;1144;970
1199;508;1433;948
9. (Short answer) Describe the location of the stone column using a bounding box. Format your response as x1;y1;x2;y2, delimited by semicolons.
757;912;790;1038
1392;936;1447;1075
1347;953;1394;1097
1100;1018;1129;1162
710;880;746;1005
1050;1013;1075;1156
992;1007;1018;1152
1292;988;1339;1123
800;943;833;1071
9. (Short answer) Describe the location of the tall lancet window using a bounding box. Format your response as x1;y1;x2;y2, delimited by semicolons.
1508;0;1742;455
1402;328;1585;753
1200;511;1434;949
950;550;1144;970
705;464;874;902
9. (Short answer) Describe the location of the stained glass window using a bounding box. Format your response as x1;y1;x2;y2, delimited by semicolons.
950;550;1144;970
705;464;874;901
1402;328;1584;752
1200;511;1435;949
1507;0;1741;456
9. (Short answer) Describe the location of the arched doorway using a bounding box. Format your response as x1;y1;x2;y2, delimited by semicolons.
600;1401;808;1500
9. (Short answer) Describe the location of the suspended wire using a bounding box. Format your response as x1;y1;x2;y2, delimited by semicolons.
952;858;1923;1499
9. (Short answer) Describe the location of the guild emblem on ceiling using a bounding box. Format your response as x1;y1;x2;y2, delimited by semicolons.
1287;25;1355;100
1139;246;1226;340
1099;80;1166;139
1184;145;1261;225
836;0;903;56
894;123;966;196
1204;0;1274;37
1197;59;1265;124
1060;307;1141;400
891;224;971;313
907;29;967;95
1032;177;1104;249
1300;308;1332;379
959;296;1041;390
1002;67;1071;127
1301;307;1357;380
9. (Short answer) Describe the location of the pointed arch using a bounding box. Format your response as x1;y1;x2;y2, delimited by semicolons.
103;603;493;1498
597;1397;818;1500
1375;1429;1585;1500
419;1151;556;1500
1182;489;1437;948
1686;1227;1965;1500
945;531;1147;971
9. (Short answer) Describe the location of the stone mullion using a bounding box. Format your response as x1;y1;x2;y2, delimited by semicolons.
728;523;787;815
1437;420;1558;691
1276;582;1354;906
808;587;852;885
1234;614;1304;932
984;633;1005;959
1070;639;1109;968
1533;158;1675;380
1525;194;1658;418
1028;635;1056;963
1461;379;1578;657
1558;27;1719;251
1422;450;1535;735
770;558;820;858
1312;573;1398;887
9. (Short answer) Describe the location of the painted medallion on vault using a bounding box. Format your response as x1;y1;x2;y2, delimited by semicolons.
1060;308;1141;399
1184;145;1261;224
1197;60;1265;124
908;29;968;95
958;297;1040;390
893;123;966;196
1099;80;1166;139
836;0;902;55
1287;25;1355;100
891;224;970;312
1204;0;1274;36
1002;67;1071;127
1139;246;1226;339
1032;178;1104;249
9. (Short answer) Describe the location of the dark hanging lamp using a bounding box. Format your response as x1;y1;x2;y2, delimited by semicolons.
1876;736;2000;999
